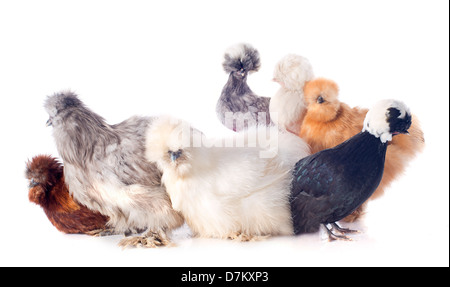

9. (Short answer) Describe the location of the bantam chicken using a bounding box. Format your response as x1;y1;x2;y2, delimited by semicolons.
26;155;109;235
301;78;425;221
269;54;314;134
216;43;271;132
290;99;412;240
44;92;184;248
145;116;310;241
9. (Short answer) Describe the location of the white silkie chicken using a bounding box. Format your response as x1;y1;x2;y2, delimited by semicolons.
146;117;310;241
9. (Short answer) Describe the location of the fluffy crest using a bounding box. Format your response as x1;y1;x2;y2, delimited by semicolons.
26;155;65;207
43;90;110;132
145;116;203;176
223;43;261;75
303;78;340;122
25;155;63;187
273;54;314;90
43;91;119;166
363;99;412;143
44;91;83;118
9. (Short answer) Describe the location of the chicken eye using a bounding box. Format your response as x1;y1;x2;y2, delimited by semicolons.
169;149;183;162
29;178;39;188
317;96;324;104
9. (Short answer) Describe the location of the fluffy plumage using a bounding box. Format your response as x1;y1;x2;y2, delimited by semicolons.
146;116;310;240
269;54;314;134
26;155;109;235
301;78;425;221
216;43;271;132
44;91;184;248
290;100;412;240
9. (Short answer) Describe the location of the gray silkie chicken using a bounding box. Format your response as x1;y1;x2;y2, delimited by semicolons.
216;43;271;132
290;99;412;240
44;91;184;248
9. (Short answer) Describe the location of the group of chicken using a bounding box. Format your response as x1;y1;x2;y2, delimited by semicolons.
26;43;425;248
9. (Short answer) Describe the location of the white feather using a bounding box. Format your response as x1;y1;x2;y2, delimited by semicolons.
362;99;411;143
146;117;311;239
270;54;314;133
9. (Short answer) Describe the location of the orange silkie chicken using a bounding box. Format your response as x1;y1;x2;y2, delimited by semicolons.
300;78;425;222
26;155;109;235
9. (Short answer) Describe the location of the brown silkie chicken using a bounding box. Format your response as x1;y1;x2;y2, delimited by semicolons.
26;155;109;235
300;78;425;222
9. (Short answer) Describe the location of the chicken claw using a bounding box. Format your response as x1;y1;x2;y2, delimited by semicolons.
323;223;359;242
86;229;117;237
227;232;269;242
118;230;173;249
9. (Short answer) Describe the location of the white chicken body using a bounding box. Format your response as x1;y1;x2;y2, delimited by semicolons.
270;89;307;134
146;118;311;239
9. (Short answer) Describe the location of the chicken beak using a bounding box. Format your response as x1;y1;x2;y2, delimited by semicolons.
46;118;52;127
170;150;182;162
29;179;39;188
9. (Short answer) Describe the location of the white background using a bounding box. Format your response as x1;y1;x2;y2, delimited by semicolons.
0;0;448;267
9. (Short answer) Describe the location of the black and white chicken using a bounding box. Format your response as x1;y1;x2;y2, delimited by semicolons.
290;99;412;240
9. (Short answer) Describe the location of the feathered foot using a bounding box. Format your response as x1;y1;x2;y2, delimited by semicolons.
118;230;173;249
86;228;117;237
227;232;269;242
124;227;147;237
323;223;359;241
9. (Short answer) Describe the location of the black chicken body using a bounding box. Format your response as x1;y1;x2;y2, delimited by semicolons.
291;132;387;234
290;100;412;240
